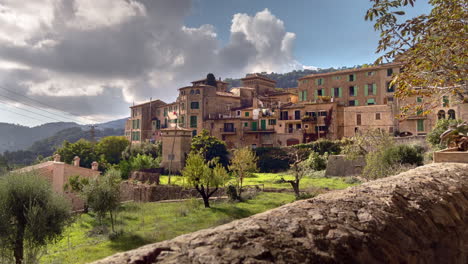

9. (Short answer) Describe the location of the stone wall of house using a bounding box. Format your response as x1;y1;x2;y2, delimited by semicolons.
120;182;225;203
95;163;468;264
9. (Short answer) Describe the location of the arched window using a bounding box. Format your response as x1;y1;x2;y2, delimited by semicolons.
437;110;446;120
190;89;195;95
448;109;456;119
195;89;200;94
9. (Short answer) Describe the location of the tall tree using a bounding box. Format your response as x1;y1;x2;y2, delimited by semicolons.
282;148;310;198
56;139;97;168
229;147;258;199
0;172;71;264
182;152;228;208
96;136;129;165
191;130;229;167
365;0;467;115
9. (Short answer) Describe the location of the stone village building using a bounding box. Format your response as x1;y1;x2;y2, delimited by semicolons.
125;64;468;171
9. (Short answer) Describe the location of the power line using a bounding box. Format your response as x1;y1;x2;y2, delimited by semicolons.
0;87;98;124
0;98;68;123
0;92;86;124
0;106;49;124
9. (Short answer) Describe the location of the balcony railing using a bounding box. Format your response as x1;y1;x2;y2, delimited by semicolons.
220;128;236;133
243;127;275;133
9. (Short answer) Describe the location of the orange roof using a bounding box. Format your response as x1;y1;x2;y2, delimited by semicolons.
298;62;403;80
130;99;166;108
241;73;276;83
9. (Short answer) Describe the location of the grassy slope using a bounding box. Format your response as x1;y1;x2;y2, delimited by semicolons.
42;192;295;264
160;172;355;190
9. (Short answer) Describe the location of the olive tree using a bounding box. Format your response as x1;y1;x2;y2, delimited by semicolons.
228;147;258;199
82;169;121;232
182;152;228;208
0;172;71;264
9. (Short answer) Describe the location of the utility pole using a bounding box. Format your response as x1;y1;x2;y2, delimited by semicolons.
89;124;98;143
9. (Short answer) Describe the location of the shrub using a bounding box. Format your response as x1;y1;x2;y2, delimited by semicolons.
294;139;342;155
305;151;329;171
226;184;239;201
426;119;463;149
122;141;162;160
382;144;424;167
130;154;161;171
255;147;291;172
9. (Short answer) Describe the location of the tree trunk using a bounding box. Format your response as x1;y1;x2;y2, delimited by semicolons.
110;211;115;233
286;180;300;198
195;185;210;208
14;225;25;264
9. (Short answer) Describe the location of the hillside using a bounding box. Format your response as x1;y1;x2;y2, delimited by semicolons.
0;126;124;167
224;65;369;88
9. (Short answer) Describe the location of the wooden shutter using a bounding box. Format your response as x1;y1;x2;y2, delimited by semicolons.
364;84;368;96
372;83;377;95
304;91;307;101
338;87;342;97
355;100;359;106
331;88;335;97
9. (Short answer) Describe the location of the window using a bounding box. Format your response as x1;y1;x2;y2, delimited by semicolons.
367;71;375;76
195;89;200;94
365;84;376;96
181;103;185;110
245;111;250;117
386;82;395;92
190;101;199;109
438;110;446;120
316;78;324;85
376;113;381;120
417;120;424;132
349;100;356;106
416;97;423;103
131;131;140;141
367;98;376;105
164;108;168;116
332;87;342;98
294;110;301;120
317;88;324;96
357;114;362;125
180;115;185;126
299;90;308;101
190;116;197;128
442;96;449;107
268;119;276;125
448;109;456;119
332;76;341;80
387;68;393;76
388;96;394;102
190;89;195;95
192;130;197;137
348;74;356;82
319;111;328;117
349;86;356;96
244;122;248;127
280;111;288;120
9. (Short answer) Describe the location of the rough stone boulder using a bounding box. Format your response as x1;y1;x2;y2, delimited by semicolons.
94;163;468;264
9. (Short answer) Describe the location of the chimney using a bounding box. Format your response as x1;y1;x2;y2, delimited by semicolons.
73;156;80;167
91;161;99;171
53;154;61;162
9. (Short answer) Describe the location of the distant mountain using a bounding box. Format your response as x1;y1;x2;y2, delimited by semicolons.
0;122;79;153
0;118;128;154
96;117;128;130
1;126;124;167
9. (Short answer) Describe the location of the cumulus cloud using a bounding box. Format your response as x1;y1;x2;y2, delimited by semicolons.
0;1;307;123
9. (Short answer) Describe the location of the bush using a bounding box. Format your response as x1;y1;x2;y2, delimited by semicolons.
255;147;291;172
382;144;424;167
226;184;239;201
294;139;342;155
426;119;463;149
130;154;161;171
305;151;329;171
122;141;162;160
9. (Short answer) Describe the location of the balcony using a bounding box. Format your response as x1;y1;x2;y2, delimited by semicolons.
220;128;237;134
301;116;317;122
406;115;427;120
243;127;275;133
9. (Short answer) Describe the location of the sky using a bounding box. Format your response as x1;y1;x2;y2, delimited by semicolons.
0;0;432;127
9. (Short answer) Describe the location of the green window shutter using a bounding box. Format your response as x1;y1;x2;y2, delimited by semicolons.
355;100;359;106
355;86;359;96
338;87;342;98
417;120;424;132
353;74;356;81
367;99;375;105
331;88;335;97
417;97;423;103
245;111;249;117
304;90;307;101
244;122;248;127
322;88;326;96
300;91;304;101
190;116;197;128
364;84;368;96
372;83;377;95
315;79;318;85
347;75;351;81
314;90;318;100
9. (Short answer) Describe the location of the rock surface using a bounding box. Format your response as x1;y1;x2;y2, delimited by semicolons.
94;163;468;264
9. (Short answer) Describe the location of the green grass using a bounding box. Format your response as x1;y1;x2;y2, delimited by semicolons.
41;192;295;264
160;171;356;190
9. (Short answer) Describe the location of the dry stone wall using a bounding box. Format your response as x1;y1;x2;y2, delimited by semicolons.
96;163;468;264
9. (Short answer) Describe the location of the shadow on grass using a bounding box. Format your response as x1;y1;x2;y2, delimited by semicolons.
108;233;152;251
210;206;253;219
